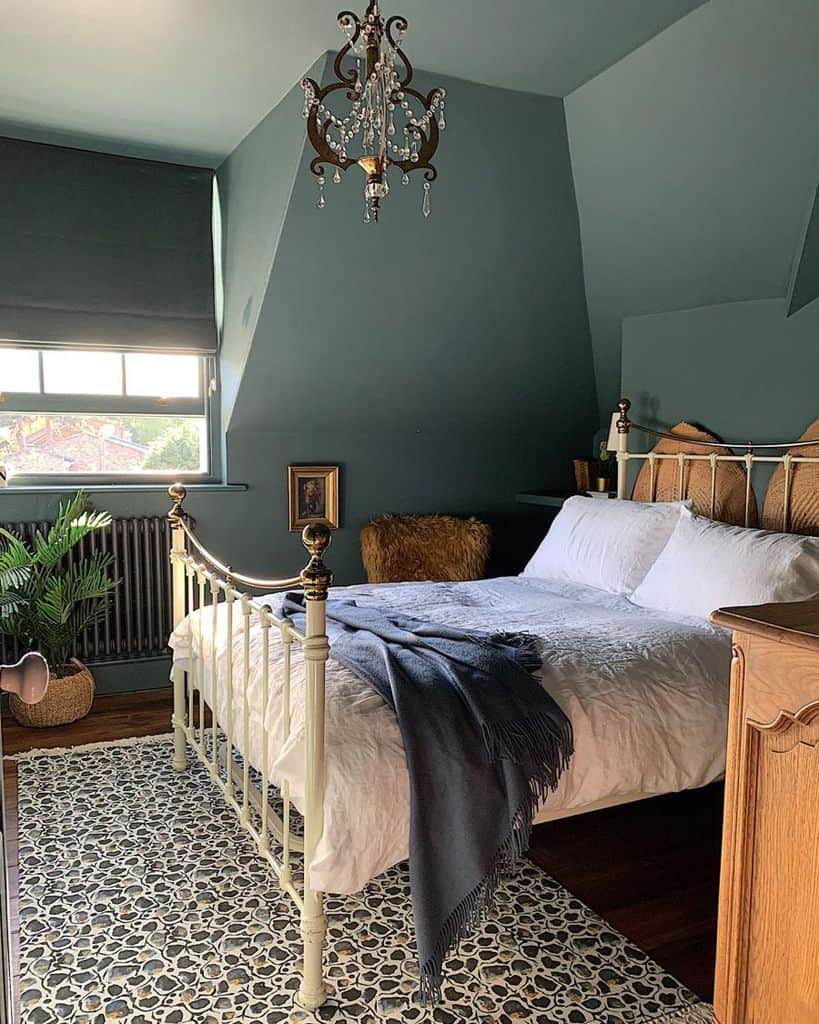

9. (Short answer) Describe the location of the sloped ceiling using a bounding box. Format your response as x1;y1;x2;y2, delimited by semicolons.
787;180;819;317
0;0;705;164
565;0;819;419
221;63;596;436
216;57;323;431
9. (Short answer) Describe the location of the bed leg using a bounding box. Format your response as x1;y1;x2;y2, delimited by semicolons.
296;523;332;1009
297;896;328;1009
172;666;188;773
168;485;190;774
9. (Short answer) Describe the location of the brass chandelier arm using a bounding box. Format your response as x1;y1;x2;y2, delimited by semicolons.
303;78;359;178
334;12;362;81
392;85;441;180
385;15;411;85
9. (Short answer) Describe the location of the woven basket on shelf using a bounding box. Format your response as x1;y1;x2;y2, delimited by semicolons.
9;658;95;728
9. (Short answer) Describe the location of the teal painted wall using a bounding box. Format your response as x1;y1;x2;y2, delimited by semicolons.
217;65;597;584
0;64;597;693
622;298;819;442
787;180;819;316
565;0;819;420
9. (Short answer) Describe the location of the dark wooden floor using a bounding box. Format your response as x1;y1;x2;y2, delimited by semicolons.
529;785;723;1001
2;688;722;1009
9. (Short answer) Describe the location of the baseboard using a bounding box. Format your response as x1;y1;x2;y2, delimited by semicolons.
87;657;172;695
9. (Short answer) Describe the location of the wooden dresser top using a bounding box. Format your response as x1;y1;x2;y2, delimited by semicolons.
711;599;819;653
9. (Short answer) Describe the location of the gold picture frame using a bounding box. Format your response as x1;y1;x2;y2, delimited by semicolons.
288;465;340;532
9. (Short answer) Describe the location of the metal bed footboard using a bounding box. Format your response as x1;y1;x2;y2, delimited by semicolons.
166;484;332;1009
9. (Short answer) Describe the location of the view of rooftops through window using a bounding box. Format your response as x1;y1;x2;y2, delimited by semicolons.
0;348;208;476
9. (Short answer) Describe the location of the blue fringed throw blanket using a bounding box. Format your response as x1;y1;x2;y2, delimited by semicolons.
281;594;574;1002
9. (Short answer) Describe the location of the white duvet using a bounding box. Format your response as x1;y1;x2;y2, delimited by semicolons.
169;576;732;895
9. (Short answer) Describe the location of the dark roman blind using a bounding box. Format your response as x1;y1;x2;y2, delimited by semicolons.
0;137;217;353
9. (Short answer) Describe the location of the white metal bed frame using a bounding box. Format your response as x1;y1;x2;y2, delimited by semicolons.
168;484;332;1009
613;398;819;529
166;401;819;1009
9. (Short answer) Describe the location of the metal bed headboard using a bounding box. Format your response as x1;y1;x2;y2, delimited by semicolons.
613;399;819;530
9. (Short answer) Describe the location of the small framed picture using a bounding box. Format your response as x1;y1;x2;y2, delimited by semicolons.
288;465;340;532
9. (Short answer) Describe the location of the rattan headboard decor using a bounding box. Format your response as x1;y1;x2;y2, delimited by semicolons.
631;421;759;527
613;400;819;534
762;418;819;536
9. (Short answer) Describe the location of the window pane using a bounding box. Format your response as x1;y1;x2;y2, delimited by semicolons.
42;350;122;395
125;353;200;398
0;413;207;475
0;349;40;392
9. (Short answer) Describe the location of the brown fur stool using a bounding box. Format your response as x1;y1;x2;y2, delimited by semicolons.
360;514;491;583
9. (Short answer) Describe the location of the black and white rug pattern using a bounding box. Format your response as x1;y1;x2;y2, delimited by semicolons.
15;737;713;1024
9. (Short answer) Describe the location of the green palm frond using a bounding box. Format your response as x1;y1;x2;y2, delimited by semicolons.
0;492;118;670
65;601;110;640
0;540;32;589
34;507;113;569
0;613;26;645
0;527;33;571
54;492;91;533
0;529;34;611
0;593;24;617
38;553;118;625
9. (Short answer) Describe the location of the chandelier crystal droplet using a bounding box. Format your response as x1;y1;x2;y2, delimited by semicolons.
300;1;446;223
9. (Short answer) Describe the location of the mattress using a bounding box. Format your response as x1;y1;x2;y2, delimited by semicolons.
168;576;732;894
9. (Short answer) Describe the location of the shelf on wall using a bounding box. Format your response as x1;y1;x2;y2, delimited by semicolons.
515;491;573;509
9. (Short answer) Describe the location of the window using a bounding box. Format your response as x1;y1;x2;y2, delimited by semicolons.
0;347;214;479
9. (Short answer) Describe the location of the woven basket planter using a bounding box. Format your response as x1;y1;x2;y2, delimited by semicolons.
9;658;95;728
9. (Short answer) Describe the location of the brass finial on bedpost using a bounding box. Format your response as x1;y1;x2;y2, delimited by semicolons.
615;400;631;501
300;524;333;601
168;483;188;524
617;398;631;434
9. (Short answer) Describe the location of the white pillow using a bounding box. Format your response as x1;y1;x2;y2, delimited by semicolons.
522;496;689;595
630;511;819;620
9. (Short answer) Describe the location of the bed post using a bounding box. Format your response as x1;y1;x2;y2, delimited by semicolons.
297;522;332;1009
616;398;631;500
168;484;189;773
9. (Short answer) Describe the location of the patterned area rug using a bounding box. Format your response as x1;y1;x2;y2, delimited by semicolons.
15;737;714;1024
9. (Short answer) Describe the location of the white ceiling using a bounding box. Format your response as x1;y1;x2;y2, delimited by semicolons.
0;0;706;166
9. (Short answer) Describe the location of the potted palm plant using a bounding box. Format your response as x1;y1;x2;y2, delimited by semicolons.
0;493;118;727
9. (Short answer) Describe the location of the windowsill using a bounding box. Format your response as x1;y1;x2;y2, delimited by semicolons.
0;482;248;494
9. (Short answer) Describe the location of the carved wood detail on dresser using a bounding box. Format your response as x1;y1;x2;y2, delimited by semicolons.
711;600;819;1024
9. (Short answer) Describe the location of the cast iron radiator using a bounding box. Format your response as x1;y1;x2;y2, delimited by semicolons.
0;516;174;665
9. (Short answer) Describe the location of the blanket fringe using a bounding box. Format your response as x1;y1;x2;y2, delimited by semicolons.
420;717;574;1003
642;1004;714;1023
481;713;574;783
5;732;173;763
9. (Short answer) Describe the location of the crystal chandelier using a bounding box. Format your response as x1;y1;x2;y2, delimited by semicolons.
300;1;446;223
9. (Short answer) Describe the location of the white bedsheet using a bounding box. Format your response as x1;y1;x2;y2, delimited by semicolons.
168;576;732;895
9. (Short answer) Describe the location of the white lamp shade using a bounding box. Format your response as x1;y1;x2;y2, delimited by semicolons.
606;412;621;452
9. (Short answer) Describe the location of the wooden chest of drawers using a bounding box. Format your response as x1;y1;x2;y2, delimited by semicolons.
711;600;819;1024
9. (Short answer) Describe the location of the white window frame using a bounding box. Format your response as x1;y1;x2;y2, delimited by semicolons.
0;346;219;485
